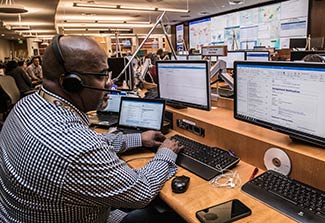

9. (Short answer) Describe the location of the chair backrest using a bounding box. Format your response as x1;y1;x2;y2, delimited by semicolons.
0;76;20;105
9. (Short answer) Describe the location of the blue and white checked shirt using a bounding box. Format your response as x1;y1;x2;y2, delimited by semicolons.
0;88;177;223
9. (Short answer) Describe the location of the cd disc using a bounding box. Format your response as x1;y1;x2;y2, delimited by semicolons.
263;148;291;175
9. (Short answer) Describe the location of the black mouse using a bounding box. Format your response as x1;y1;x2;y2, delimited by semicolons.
171;175;190;193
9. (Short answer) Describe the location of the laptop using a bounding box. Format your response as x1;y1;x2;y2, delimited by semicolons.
116;97;166;134
89;93;126;128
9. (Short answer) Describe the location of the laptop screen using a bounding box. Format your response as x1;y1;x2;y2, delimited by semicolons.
118;97;165;131
101;94;123;113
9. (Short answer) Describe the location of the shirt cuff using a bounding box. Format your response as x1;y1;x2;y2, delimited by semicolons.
155;147;177;163
125;133;142;149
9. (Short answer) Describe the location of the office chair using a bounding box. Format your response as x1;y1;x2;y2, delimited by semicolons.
0;76;20;121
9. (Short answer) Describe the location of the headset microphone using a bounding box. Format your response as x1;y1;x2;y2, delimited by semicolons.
80;84;130;94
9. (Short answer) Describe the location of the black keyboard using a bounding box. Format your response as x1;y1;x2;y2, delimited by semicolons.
170;134;240;180
242;170;325;223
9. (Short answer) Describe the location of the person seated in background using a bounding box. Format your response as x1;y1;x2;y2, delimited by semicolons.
0;35;182;223
26;56;43;83
5;60;35;97
302;54;324;63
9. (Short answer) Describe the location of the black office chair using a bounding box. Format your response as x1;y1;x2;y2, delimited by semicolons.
0;76;20;121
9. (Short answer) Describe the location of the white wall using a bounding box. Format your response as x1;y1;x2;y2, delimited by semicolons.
0;39;11;61
26;38;40;57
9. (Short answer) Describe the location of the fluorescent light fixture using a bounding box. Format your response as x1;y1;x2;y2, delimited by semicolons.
59;23;153;28
73;2;116;9
158;8;189;13
119;5;156;11
63;28;86;31
63;20;151;25
11;25;30;30
73;2;189;13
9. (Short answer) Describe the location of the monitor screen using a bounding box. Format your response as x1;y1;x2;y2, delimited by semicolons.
107;57;134;89
245;51;270;61
289;38;306;49
290;51;325;61
118;97;165;131
156;60;211;111
234;61;325;147
219;51;246;69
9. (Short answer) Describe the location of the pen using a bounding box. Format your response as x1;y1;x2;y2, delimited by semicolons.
249;167;259;181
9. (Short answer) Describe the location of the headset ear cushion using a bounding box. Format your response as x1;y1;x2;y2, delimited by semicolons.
61;73;83;93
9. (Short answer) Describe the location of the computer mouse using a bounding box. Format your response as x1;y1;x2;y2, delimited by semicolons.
171;175;190;193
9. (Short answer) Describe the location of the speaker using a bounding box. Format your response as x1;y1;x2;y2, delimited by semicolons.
52;35;83;93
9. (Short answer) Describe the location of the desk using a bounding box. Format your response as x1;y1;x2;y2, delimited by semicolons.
93;103;325;222
119;131;296;223
167;105;325;191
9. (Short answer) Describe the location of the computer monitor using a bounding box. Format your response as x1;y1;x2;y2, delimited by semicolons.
156;60;211;111
187;55;202;60
289;38;306;49
219;51;246;69
107;57;134;89
290;51;325;61
245;51;270;61
311;37;324;50
234;61;325;147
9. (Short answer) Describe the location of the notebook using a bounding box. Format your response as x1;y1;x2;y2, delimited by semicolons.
89;93;125;128
116;97;166;134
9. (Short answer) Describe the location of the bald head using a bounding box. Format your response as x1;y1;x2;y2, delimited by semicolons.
42;35;108;81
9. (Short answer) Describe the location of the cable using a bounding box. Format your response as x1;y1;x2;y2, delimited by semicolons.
209;169;242;189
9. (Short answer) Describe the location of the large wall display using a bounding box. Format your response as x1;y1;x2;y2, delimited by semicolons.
189;0;309;50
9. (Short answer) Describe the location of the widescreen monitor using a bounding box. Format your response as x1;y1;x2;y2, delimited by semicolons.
234;61;325;147
156;60;211;111
219;51;246;69
245;51;270;61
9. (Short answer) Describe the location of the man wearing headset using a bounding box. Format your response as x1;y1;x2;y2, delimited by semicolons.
0;35;182;222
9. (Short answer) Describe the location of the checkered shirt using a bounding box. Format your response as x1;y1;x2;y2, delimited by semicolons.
0;88;177;222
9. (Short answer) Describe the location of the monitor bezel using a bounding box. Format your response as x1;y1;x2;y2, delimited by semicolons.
234;60;325;147
156;60;211;111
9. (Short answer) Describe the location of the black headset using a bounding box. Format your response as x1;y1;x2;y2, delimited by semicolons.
52;34;84;93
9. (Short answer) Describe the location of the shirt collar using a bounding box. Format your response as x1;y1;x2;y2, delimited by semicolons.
38;87;90;125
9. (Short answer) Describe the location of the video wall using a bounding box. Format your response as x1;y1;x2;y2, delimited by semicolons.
188;0;309;50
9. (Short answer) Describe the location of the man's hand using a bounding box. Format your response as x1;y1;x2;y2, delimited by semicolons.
141;130;166;148
158;138;183;154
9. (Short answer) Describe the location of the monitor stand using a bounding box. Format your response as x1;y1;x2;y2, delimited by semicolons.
166;101;187;109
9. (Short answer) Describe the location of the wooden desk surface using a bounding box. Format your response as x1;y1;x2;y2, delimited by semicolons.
121;145;295;223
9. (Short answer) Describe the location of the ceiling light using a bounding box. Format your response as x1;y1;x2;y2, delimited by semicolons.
63;20;151;25
11;25;30;30
228;0;245;5
73;2;189;13
73;2;116;9
119;5;156;11
0;0;28;13
59;23;153;28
